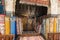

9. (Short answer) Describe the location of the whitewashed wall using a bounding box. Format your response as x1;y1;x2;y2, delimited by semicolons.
5;0;16;16
5;0;14;11
58;0;60;14
50;0;58;14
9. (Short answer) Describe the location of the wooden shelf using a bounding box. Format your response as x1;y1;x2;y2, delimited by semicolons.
17;33;40;37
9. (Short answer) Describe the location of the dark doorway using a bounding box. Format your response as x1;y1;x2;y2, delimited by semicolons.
15;0;48;33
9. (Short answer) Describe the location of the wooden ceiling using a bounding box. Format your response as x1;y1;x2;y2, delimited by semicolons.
19;0;49;7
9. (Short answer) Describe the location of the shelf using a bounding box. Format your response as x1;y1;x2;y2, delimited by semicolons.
17;33;40;37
